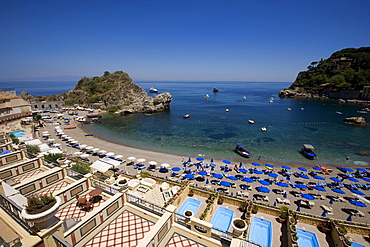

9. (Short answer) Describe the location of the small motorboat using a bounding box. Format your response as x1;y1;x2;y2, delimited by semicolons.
213;87;219;92
242;96;247;100
183;114;190;118
261;126;267;131
301;144;317;159
287;108;292;111
248;120;255;124
234;143;251;157
269;97;274;103
149;87;158;93
336;111;344;115
205;94;210;99
64;126;76;129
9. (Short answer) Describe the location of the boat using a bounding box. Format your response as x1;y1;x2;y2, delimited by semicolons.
269;97;274;103
183;114;190;118
204;94;210;99
287;108;292;111
336;111;344;115
213;87;219;92
234;143;251;157
301;144;317;159
261;126;267;131
64;126;76;129
242;96;247;100
149;87;158;93
248;120;255;124
85;134;94;136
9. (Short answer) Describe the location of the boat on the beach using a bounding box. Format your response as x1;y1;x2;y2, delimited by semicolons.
64;126;76;129
234;143;251;157
149;87;158;93
301;144;317;159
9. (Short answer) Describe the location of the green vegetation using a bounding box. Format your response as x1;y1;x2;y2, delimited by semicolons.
290;47;370;93
26;144;41;154
70;161;91;175
44;153;64;163
9;133;19;145
26;193;55;214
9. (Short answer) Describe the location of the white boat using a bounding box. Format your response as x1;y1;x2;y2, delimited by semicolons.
204;94;210;99
243;96;247;100
248;120;255;124
149;87;158;93
261;126;267;131
269;97;274;103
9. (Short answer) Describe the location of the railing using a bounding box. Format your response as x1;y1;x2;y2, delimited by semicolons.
52;233;73;247
0;193;34;234
211;226;235;243
90;178;120;196
174;212;191;229
126;192;165;216
0;236;22;247
66;168;85;180
62;217;81;232
240;240;265;247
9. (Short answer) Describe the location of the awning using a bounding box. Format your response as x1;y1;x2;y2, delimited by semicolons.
91;158;121;173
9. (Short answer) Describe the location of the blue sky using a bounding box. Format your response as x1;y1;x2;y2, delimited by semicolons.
1;0;369;82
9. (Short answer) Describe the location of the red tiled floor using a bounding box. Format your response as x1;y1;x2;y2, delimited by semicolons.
84;211;154;247
39;181;69;196
13;170;44;183
166;233;206;247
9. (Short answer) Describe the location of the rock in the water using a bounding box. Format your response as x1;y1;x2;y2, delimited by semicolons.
355;151;370;156
343;116;368;126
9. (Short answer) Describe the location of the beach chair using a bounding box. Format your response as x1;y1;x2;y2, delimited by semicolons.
276;198;284;204
284;199;291;205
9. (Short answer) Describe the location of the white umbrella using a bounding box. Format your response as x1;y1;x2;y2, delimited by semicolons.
61;134;68;138
92;148;100;152
80;154;89;158
43;133;50;136
85;146;93;150
106;152;115;156
74;151;83;156
115;155;124;159
99;150;107;154
127;156;136;161
71;140;79;144
79;144;87;149
53;143;61;147
148;161;157;165
161;163;171;168
137;158;146;163
47;138;55;142
42;131;49;134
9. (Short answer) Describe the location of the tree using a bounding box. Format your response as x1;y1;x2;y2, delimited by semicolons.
329;75;350;88
26;144;41;154
9;133;19;145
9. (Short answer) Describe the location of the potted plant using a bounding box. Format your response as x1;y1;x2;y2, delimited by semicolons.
291;224;297;233
292;232;299;244
200;212;206;220
188;188;194;197
231;218;248;236
117;178;128;187
22;194;61;230
251;204;259;214
217;196;224;205
337;225;347;236
278;206;289;223
318;220;332;233
184;210;193;222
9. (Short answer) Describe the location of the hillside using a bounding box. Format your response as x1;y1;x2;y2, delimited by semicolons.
28;71;172;113
279;47;370;98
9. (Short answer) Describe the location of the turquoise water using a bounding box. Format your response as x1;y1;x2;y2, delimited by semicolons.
249;216;272;247
177;198;201;216
81;81;370;167
297;228;320;247
10;130;25;138
210;206;234;232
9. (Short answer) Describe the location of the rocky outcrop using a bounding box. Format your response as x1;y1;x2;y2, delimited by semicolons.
343;116;368;126
116;92;172;114
278;88;309;98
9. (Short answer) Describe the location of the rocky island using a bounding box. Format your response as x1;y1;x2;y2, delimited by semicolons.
22;71;173;114
279;47;370;102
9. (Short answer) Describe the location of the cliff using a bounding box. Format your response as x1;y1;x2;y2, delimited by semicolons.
27;71;172;113
279;47;370;99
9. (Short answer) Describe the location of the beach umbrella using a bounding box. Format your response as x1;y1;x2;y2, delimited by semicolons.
321;210;327;217
53;143;61;147
332;188;346;194
295;184;308;190
161;163;170;168
281;165;291;170
220;181;231;187
361;177;370;182
198;171;207;176
252;162;260;167
298;167;307;172
312;166;323;171
346;214;352;222
92;148;100;152
239;168;247;173
256;186;270;193
349;200;367;208
300;174;310;179
330;177;341;183
276;182;289;188
347;177;359;183
185;174;194;179
74;151;82;156
211;166;215;171
115;155;124;159
239;162;243;168
228;176;238;181
273;201;277;207
243;177;254;183
340;167;353;173
297;203;301;212
356;168;367;173
172;167;181;171
196;157;204;161
99;150;107;154
213;174;223;179
137;158;146;163
79;144;87;149
223;160;231;165
187;157;192;162
80;154;89;158
268;173;278;178
265;164;274;169
47;138;55;142
254;170;263;175
314;186;326;192
106;152;115;156
127;156;136;161
206;178;209;184
313;175;325;180
329;197;334;205
350;189;365;196
210;158;214;163
259;180;271;186
283;192;287;198
85;146;93;150
148;161;158;166
301;194;315;200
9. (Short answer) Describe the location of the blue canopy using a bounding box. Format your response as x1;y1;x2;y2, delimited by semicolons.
276;182;289;187
298;167;307;171
257;186;270;193
314;186;326;192
265;164;274;168
295;184;308;189
239;168;247;173
312;166;323;171
196;157;204;161
340;167;353;173
254;170;263;175
321;210;327;217
313;175;325;180
172;167;181;171
206;178;209;184
297;204;301;212
228;176;238;181
350;189;365;196
361;177;370;182
268;173;278;178
281;165;291;170
243;177;254;183
332;188;346;194
301;193;315;200
0;150;11;155
223;160;231;164
198;171;207;176
252;162;261;166
330;177;341;183
185;174;194;179
347;177;359;183
356;168;367;172
349;200;367;207
346;214;352;222
300;174;310;179
213;173;223;179
210;158;214;163
220;181;231;187
259;180;271;186
187;157;192;162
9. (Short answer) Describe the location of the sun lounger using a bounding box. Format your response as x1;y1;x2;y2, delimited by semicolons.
276;198;284;204
284;199;290;205
262;196;269;202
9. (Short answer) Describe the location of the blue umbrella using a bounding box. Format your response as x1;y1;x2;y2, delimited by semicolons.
220;181;231;187
259;180;271;186
314;186;326;192
298;167;307;172
228;176;238;181
196;157;204;161
332;188;346;194
295;184;308;189
198;171;207;176
350;189;365;196
257;186;270;193
321;210;327;217
361;177;370;182
297;203;301;212
283;191;287;198
276;182;289;187
223;160;231;164
346;214;352;222
213;173;223;179
349;200;367;208
252;162;260;167
286;175;291;180
312;166;322;171
211;166;215;171
273;201;277;207
187;157;192;162
356;168;367;172
210;158;214;163
183;162;187;167
172;167;181;171
281;165;291;170
330;177;341;183
301;194;315;200
340;167;353;173
206;178;209;184
243;177;254;183
254;170;263;175
329;197;334;205
348;177;359;182
300;174;310;179
239;162;243;167
185;174;194;179
239;168;247;173
268;173;278;178
265;164;274;169
313;175;325;180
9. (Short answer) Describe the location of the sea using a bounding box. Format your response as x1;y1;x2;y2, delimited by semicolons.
5;80;370;167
